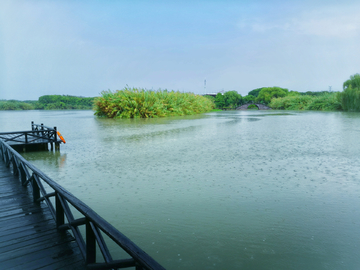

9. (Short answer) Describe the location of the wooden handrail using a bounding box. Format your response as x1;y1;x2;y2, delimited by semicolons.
32;122;55;131
0;139;165;270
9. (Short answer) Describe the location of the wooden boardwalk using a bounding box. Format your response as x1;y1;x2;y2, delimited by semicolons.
0;123;165;270
0;161;86;270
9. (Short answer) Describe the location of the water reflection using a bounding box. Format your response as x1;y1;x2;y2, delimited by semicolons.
22;151;67;169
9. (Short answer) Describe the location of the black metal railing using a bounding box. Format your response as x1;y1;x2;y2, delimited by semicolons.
0;139;165;270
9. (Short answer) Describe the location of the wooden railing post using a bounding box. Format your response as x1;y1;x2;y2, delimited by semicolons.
53;126;57;142
56;192;65;227
19;163;27;185
11;156;18;176
136;263;145;270
86;219;96;265
4;149;10;167
32;174;40;204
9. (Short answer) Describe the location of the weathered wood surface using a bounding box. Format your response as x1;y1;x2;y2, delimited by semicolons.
0;162;85;270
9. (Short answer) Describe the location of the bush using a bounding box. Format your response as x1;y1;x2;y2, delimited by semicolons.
269;93;341;111
94;87;214;118
247;104;258;109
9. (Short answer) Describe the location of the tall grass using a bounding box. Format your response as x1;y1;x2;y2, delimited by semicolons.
337;86;360;112
269;93;342;111
94;87;214;118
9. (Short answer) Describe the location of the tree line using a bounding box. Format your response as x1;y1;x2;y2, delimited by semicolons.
206;73;360;112
206;87;292;109
1;73;359;112
0;95;95;110
269;74;360;111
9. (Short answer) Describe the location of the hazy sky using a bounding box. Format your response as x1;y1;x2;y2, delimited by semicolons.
1;0;359;100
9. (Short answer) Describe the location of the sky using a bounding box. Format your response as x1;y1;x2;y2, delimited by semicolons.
1;0;360;100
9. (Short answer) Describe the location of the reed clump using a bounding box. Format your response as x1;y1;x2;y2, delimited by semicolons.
269;93;342;111
94;87;214;118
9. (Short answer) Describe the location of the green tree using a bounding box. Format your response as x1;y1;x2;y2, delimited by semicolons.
223;91;242;108
256;87;289;104
300;91;331;96
343;73;360;90
248;88;264;97
337;73;360;111
214;93;225;108
337;86;360;111
203;95;215;103
243;95;255;103
288;91;300;96
39;95;58;104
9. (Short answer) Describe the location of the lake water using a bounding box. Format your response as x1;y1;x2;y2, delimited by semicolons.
1;110;360;270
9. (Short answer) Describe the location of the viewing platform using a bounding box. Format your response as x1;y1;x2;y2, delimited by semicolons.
0;122;66;152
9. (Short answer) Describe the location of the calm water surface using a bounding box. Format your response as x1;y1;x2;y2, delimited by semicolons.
1;110;360;270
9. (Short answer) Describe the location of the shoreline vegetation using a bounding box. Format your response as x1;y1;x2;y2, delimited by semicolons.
267;73;360;112
1;73;359;116
269;92;342;111
0;95;94;110
209;73;359;112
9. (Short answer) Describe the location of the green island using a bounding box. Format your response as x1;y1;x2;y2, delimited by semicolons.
94;87;214;118
1;73;359;116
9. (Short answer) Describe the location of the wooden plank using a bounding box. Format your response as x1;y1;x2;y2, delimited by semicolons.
50;259;88;270
0;241;83;270
0;231;76;261
0;217;58;240
0;228;73;254
0;203;50;218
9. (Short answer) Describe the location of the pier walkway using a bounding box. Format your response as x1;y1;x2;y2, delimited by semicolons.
0;122;165;270
0;161;85;269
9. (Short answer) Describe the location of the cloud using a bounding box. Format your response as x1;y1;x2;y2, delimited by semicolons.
294;11;360;38
237;4;360;38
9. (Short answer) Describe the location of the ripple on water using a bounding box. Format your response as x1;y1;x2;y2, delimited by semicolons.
8;110;360;270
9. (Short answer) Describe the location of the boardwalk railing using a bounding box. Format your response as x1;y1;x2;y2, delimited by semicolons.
0;139;165;270
31;121;59;142
0;122;59;145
